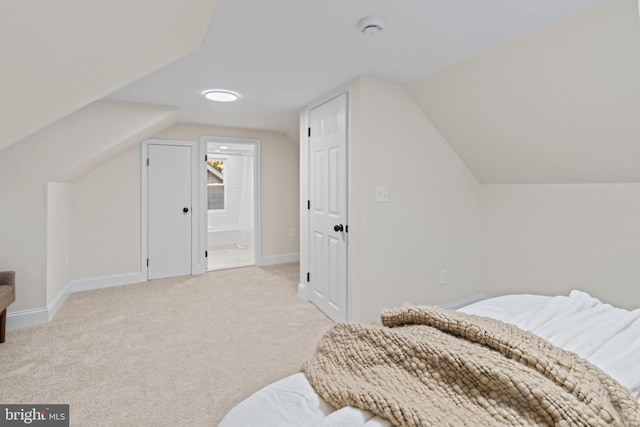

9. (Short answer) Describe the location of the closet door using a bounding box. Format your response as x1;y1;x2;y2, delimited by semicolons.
308;93;348;322
147;143;193;279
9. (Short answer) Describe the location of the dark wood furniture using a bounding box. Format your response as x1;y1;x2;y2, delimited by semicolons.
0;271;15;343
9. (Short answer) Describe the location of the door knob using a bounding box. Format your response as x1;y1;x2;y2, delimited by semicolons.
183;207;189;213
334;224;344;232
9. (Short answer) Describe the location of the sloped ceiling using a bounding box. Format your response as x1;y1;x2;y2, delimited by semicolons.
405;0;640;183
106;0;607;142
0;0;218;153
4;0;633;185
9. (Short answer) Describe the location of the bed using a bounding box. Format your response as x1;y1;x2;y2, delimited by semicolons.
219;290;640;426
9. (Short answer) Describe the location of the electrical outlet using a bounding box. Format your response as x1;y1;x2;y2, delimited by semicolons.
440;269;448;285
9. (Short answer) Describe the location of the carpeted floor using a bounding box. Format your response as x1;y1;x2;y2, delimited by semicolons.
0;264;334;426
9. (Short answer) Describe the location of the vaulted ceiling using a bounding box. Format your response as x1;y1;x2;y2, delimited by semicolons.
106;0;640;184
0;0;218;152
407;0;640;183
4;0;639;184
107;0;608;137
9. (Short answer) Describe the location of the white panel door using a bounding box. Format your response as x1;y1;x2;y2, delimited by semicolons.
308;93;348;322
148;143;193;279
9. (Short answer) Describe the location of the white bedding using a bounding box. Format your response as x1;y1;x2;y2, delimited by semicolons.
219;290;640;426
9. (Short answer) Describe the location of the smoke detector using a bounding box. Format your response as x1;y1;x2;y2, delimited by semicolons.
358;16;385;37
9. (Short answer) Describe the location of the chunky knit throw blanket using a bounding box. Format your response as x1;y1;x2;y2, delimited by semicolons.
302;306;640;426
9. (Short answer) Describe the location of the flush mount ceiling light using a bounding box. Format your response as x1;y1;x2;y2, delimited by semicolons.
203;90;239;102
358;16;385;37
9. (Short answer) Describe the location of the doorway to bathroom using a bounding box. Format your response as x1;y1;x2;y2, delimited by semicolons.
203;136;260;271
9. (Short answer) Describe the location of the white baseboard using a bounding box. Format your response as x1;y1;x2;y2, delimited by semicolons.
438;294;489;310
47;282;72;321
297;282;309;300
258;252;300;266
69;271;145;293
7;271;145;331
6;308;49;330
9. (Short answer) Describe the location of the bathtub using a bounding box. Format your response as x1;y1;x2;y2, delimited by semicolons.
208;226;240;250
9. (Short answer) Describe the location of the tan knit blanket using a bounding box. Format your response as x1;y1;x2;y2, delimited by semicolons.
302;306;640;426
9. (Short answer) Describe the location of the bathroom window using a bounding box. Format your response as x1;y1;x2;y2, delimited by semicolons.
207;160;225;210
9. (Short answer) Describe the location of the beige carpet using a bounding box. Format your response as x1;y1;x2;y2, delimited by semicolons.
0;264;334;426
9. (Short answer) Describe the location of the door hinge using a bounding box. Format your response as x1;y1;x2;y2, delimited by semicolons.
205;154;208;162
146;258;149;267
307;200;310;210
308;127;311;137
307;272;310;282
346;225;349;233
146;158;149;166
205;251;208;258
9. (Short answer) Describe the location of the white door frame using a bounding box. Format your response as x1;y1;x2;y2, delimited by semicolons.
141;139;202;281
199;136;262;266
299;87;350;321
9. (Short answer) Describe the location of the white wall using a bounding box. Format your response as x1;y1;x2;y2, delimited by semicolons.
405;0;640;184
68;120;299;285
47;183;73;304
154;123;300;258
336;74;640;321
71;146;141;279
0;0;217;151
0;101;178;313
482;184;640;309
347;77;483;322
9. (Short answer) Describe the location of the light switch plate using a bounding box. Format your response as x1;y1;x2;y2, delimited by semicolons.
440;269;448;285
375;185;389;202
